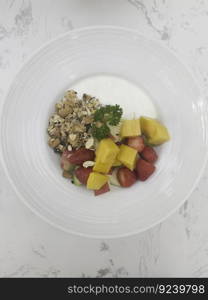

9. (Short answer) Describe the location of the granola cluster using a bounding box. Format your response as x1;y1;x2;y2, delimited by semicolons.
47;90;101;153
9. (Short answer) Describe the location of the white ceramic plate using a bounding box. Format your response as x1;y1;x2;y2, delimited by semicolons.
1;26;208;238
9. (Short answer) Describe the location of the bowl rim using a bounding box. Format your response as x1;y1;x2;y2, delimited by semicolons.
0;25;207;239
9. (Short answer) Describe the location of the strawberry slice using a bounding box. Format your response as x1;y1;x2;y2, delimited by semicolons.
140;146;158;163
127;136;145;153
136;159;155;181
60;150;74;171
68;148;95;165
117;167;137;187
75;167;93;185
94;183;110;196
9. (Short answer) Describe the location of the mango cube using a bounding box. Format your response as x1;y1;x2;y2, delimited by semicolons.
112;158;122;167
96;138;120;162
93;138;120;173
140;116;170;145
87;172;108;190
120;119;141;138
93;161;112;174
112;146;122;167
117;144;137;170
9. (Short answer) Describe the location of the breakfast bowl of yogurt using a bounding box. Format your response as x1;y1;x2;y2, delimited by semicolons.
1;26;207;238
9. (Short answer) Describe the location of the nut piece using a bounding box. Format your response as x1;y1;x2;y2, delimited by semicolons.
69;134;77;141
83;161;95;168
82;116;93;125
48;138;60;148
64;90;77;101
73;123;85;133
57;144;65;152
48;126;60;138
85;137;94;149
83;93;92;101
58;108;70;118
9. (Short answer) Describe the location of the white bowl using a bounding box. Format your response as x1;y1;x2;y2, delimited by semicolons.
1;26;208;238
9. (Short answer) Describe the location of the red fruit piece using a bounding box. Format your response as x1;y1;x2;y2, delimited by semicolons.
117;167;137;187
94;183;110;196
140;146;158;163
136;159;155;181
127;136;145;153
75;167;93;185
60;150;74;171
68;148;95;165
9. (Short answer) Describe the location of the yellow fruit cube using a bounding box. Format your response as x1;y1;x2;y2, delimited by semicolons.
87;172;108;190
94;138;120;173
140;116;170;145
112;158;122;167
117;144;137;170
93;160;112;174
112;146;122;167
120;119;141;138
96;138;120;163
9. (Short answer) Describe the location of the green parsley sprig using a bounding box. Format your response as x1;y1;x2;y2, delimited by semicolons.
92;104;123;140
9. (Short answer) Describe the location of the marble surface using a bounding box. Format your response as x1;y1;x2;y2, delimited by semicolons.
0;0;208;278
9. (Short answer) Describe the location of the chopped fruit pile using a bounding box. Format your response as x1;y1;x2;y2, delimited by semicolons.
48;90;170;196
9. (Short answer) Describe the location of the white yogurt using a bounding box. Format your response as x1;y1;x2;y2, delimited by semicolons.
71;74;157;119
